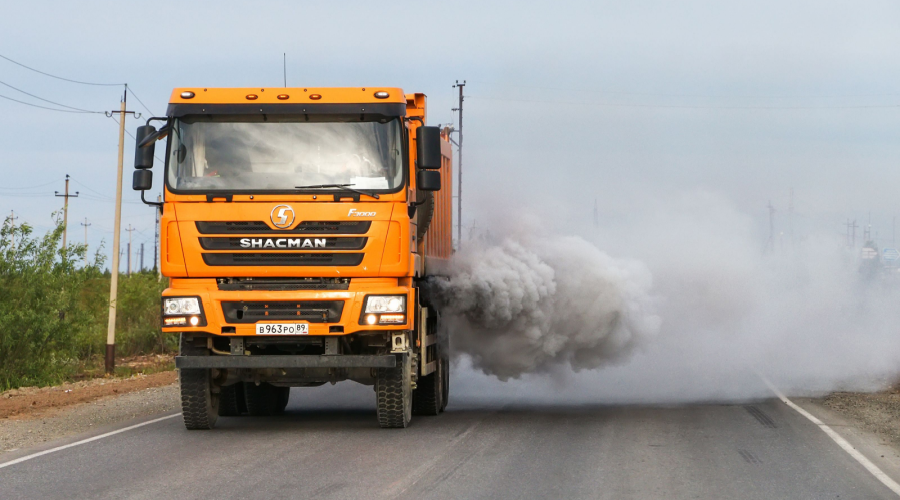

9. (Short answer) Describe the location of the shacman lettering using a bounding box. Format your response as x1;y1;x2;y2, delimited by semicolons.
239;238;327;249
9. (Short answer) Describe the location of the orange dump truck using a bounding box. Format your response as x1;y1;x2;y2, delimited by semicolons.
132;87;452;429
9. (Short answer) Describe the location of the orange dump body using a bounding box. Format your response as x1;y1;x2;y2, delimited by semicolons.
158;87;452;338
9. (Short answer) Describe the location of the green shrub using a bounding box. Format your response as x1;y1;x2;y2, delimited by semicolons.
0;215;170;390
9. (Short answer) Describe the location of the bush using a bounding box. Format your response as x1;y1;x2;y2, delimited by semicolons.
116;272;173;356
0;215;170;390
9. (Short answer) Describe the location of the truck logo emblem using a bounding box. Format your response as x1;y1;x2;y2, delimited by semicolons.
348;208;376;217
270;205;295;229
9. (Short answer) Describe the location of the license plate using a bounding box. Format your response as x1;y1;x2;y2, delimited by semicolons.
255;323;309;335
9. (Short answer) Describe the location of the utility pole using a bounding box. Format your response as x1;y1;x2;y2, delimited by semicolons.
846;219;852;248
140;242;144;272
54;174;79;250
80;218;91;266
8;210;18;249
766;201;776;252
452;80;465;249
126;224;135;275
106;90;136;374
154;194;160;276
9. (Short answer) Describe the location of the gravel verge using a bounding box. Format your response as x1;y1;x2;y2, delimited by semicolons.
817;386;900;447
0;374;179;456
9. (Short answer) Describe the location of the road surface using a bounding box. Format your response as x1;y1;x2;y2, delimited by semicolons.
1;380;899;499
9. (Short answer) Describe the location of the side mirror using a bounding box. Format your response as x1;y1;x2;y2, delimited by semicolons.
416;126;442;169
134;125;157;169
133;169;152;191
417;170;440;191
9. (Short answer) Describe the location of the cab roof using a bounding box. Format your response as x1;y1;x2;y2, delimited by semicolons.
166;87;408;118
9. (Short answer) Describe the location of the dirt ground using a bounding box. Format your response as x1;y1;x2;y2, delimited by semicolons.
0;370;176;419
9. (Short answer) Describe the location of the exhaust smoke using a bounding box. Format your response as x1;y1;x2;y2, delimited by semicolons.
430;233;660;380
440;191;900;404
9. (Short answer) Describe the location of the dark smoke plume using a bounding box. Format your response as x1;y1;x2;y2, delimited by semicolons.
430;235;660;380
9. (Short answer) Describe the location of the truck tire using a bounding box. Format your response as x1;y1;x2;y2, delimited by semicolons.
218;383;246;416
412;357;443;416
277;386;291;413
179;334;219;430
376;353;412;428
243;382;281;416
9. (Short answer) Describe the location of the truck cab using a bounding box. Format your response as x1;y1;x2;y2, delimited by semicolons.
132;87;452;429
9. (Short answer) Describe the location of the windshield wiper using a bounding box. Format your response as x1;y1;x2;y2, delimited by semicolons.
294;183;380;199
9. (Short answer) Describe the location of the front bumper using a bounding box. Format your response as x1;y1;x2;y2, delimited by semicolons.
162;278;413;336
175;354;396;369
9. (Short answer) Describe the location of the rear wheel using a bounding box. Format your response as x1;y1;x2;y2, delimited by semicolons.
243;382;282;416
179;334;219;430
440;353;449;412
412;357;443;416
276;386;291;413
376;353;412;428
218;383;246;416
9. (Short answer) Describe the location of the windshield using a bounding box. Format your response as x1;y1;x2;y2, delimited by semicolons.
166;115;405;192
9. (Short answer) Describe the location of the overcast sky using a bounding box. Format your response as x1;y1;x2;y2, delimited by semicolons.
2;0;899;267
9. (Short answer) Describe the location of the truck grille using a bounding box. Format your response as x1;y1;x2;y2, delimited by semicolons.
216;277;351;291
202;253;364;266
221;300;344;324
199;237;367;251
196;221;371;235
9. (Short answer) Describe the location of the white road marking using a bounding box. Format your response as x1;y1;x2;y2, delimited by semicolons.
762;378;900;497
0;413;180;470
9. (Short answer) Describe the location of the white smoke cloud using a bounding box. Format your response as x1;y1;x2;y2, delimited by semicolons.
432;231;660;380
445;189;900;404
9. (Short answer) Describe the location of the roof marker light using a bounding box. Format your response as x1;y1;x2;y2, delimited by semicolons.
277;94;290;100
309;94;322;100
246;94;258;100
374;91;389;99
180;91;195;99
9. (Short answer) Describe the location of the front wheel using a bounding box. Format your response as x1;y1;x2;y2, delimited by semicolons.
376;353;412;428
179;334;219;430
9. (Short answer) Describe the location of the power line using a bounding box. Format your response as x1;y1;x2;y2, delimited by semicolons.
469;95;900;111
0;180;59;190
0;53;124;86
125;84;156;116
70;178;115;199
0;92;102;114
492;82;900;100
0;78;101;113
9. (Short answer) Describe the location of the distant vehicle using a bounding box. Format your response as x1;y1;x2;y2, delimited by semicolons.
132;87;453;429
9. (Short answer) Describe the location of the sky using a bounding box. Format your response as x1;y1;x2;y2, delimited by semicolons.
1;0;900;267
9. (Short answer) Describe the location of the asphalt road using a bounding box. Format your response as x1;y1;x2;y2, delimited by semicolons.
1;380;899;500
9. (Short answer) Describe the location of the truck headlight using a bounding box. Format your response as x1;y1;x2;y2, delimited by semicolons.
363;295;406;314
162;296;206;328
164;297;201;315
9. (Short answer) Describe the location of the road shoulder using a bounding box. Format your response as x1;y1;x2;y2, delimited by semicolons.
0;373;179;456
795;396;900;487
